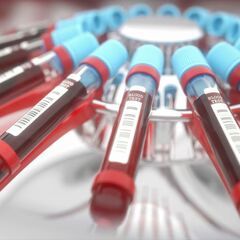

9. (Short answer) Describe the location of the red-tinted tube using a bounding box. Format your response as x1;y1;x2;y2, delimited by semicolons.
91;87;154;225
0;90;100;190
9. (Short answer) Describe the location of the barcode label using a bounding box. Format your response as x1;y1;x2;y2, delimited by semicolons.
0;66;24;83
109;99;142;164
212;102;240;162
6;85;68;136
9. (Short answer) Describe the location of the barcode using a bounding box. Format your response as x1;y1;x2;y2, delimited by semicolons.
6;85;68;136
109;100;142;164
212;103;240;162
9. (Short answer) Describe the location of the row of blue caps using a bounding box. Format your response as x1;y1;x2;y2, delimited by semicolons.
172;41;240;89
48;4;186;53
55;4;183;35
122;3;240;46
59;32;164;78
53;4;240;48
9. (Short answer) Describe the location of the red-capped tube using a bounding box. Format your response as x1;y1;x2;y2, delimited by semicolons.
173;45;240;214
0;40;127;190
91;45;164;227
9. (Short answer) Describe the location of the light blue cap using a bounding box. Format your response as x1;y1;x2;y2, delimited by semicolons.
130;45;164;75
172;45;210;80
183;6;210;29
75;11;107;35
62;33;99;69
225;18;240;44
207;42;240;82
55;18;76;29
235;38;240;50
100;6;127;31
206;12;234;37
157;4;181;17
128;4;153;18
90;39;128;78
51;25;83;46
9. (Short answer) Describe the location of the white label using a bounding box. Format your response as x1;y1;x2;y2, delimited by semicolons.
0;66;24;83
0;47;12;57
212;102;240;162
204;87;219;94
67;66;88;82
6;85;68;136
108;90;144;164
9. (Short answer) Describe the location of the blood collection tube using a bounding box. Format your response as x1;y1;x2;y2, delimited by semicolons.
172;45;240;212
91;45;164;226
128;4;153;18
0;25;84;72
0;22;48;50
156;4;181;17
0;33;98;106
0;39;128;188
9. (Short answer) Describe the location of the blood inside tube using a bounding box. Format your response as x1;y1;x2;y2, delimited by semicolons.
193;88;240;189
1;79;87;159
0;62;45;105
0;158;10;182
0;28;44;50
102;88;152;177
0;47;30;72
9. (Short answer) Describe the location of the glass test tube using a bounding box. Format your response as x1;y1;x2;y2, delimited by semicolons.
91;45;164;226
0;22;48;50
0;25;84;72
0;40;128;188
172;45;240;212
0;33;95;105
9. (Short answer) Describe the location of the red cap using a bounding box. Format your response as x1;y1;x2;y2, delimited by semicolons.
181;66;216;93
231;182;240;213
126;64;161;89
42;32;54;51
0;140;20;173
81;56;110;84
53;45;73;74
92;169;135;200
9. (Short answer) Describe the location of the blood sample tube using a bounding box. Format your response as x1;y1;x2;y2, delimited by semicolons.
156;4;181;17
91;45;164;226
0;25;84;72
0;33;98;106
0;22;48;50
172;45;240;212
0;39;128;188
128;4;153;18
